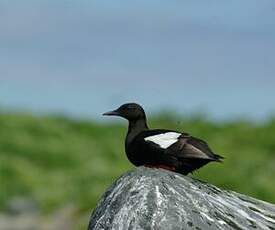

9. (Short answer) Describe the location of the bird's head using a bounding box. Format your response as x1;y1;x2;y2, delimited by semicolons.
103;103;146;121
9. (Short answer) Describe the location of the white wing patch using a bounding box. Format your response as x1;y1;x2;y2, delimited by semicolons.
144;132;181;149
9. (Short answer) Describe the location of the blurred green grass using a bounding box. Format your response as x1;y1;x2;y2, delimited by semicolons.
1;111;275;216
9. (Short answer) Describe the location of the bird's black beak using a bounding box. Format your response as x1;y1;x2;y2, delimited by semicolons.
102;110;120;116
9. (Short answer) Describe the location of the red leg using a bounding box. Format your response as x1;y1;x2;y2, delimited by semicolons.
144;164;176;172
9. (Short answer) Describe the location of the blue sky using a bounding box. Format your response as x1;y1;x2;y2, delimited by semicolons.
1;0;275;120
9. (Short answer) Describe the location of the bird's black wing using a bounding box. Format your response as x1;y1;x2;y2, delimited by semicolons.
166;133;223;162
130;129;182;165
133;130;223;174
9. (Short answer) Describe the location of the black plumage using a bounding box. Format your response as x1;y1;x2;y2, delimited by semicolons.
103;103;223;175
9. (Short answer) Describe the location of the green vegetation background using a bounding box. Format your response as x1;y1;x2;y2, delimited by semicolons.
1;111;275;224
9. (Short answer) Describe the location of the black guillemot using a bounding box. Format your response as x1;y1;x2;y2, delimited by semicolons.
103;103;223;175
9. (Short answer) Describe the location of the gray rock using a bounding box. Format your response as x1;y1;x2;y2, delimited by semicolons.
88;167;275;230
6;198;38;215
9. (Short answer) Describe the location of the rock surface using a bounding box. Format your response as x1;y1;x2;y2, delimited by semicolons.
88;167;275;230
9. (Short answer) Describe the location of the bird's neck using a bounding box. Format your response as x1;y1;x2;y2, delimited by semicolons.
126;118;148;143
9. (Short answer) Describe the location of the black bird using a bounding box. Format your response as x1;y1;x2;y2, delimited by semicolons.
103;103;223;175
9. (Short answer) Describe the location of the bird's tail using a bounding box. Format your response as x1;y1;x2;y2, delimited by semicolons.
213;154;224;162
